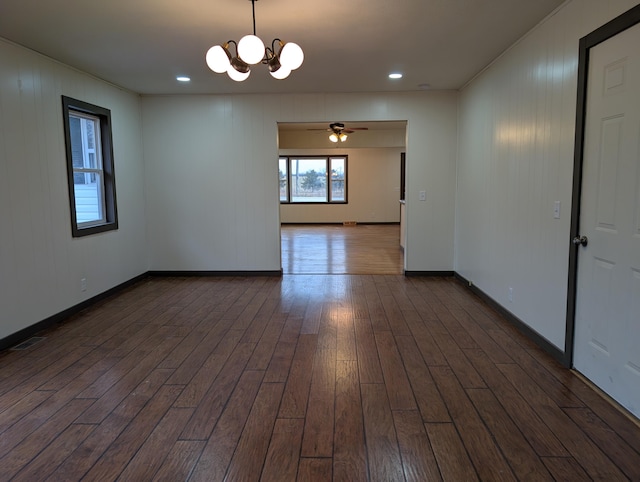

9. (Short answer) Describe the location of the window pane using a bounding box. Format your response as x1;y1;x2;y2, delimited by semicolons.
69;117;84;169
290;158;327;202
70;114;101;169
69;111;106;226
279;157;288;202
330;157;346;202
74;172;105;224
85;118;95;149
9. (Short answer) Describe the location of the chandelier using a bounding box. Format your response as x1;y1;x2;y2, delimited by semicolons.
205;0;304;81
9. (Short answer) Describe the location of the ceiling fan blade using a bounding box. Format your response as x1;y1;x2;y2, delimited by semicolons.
305;123;368;133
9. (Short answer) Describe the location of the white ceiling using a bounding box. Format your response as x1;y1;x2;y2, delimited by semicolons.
0;0;565;95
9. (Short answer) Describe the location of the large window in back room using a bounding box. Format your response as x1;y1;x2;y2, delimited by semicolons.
62;96;118;237
279;156;347;204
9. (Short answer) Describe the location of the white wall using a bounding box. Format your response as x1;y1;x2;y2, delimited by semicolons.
279;128;406;150
456;0;640;349
142;91;457;272
279;147;403;224
0;39;147;341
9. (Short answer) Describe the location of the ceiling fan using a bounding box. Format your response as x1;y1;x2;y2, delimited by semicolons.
308;122;369;142
309;122;369;134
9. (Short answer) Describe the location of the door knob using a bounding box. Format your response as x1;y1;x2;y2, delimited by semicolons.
572;235;588;247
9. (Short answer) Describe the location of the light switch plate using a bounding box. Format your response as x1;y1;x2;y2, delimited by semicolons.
419;190;426;201
553;201;561;219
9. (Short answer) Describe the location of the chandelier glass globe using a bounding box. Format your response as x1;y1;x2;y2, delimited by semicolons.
237;34;265;64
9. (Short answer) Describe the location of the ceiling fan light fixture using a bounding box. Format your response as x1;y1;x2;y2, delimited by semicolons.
237;34;265;64
339;133;348;142
329;133;339;143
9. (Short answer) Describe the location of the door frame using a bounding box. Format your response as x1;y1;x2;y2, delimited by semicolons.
565;4;640;367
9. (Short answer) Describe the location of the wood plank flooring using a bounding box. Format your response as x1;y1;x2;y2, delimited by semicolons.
1;275;639;481
281;224;403;274
1;225;639;480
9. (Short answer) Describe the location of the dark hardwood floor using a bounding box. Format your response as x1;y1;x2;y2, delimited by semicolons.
0;226;639;481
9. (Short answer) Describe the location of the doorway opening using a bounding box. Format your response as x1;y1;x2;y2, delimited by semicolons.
278;121;407;274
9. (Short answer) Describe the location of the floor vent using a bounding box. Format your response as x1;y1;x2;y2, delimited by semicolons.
11;337;46;351
343;221;357;226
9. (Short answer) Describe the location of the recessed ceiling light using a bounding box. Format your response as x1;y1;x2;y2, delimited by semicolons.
176;76;191;82
389;73;403;79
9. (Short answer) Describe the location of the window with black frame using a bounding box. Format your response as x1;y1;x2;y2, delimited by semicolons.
279;156;347;204
62;96;118;237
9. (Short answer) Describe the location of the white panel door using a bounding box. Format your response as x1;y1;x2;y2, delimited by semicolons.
574;22;640;418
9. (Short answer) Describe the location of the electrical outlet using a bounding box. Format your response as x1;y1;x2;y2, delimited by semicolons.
553;201;561;219
419;190;426;201
508;287;513;302
81;278;87;292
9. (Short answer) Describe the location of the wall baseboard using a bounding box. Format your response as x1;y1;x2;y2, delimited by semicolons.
281;222;400;226
147;270;283;277
404;270;454;277
453;273;567;366
2;269;568;369
0;273;148;352
0;270;284;352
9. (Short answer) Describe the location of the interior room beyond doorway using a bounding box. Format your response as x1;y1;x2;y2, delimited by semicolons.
278;121;408;275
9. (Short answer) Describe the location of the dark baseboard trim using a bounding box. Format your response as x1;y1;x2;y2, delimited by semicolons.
354;222;400;225
281;222;400;226
454;273;567;366
2;268;566;369
1;269;282;353
0;273;148;353
147;270;283;277
404;270;454;277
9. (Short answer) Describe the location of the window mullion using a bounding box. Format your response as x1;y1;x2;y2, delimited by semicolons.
326;158;331;202
287;157;292;203
74;170;102;175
